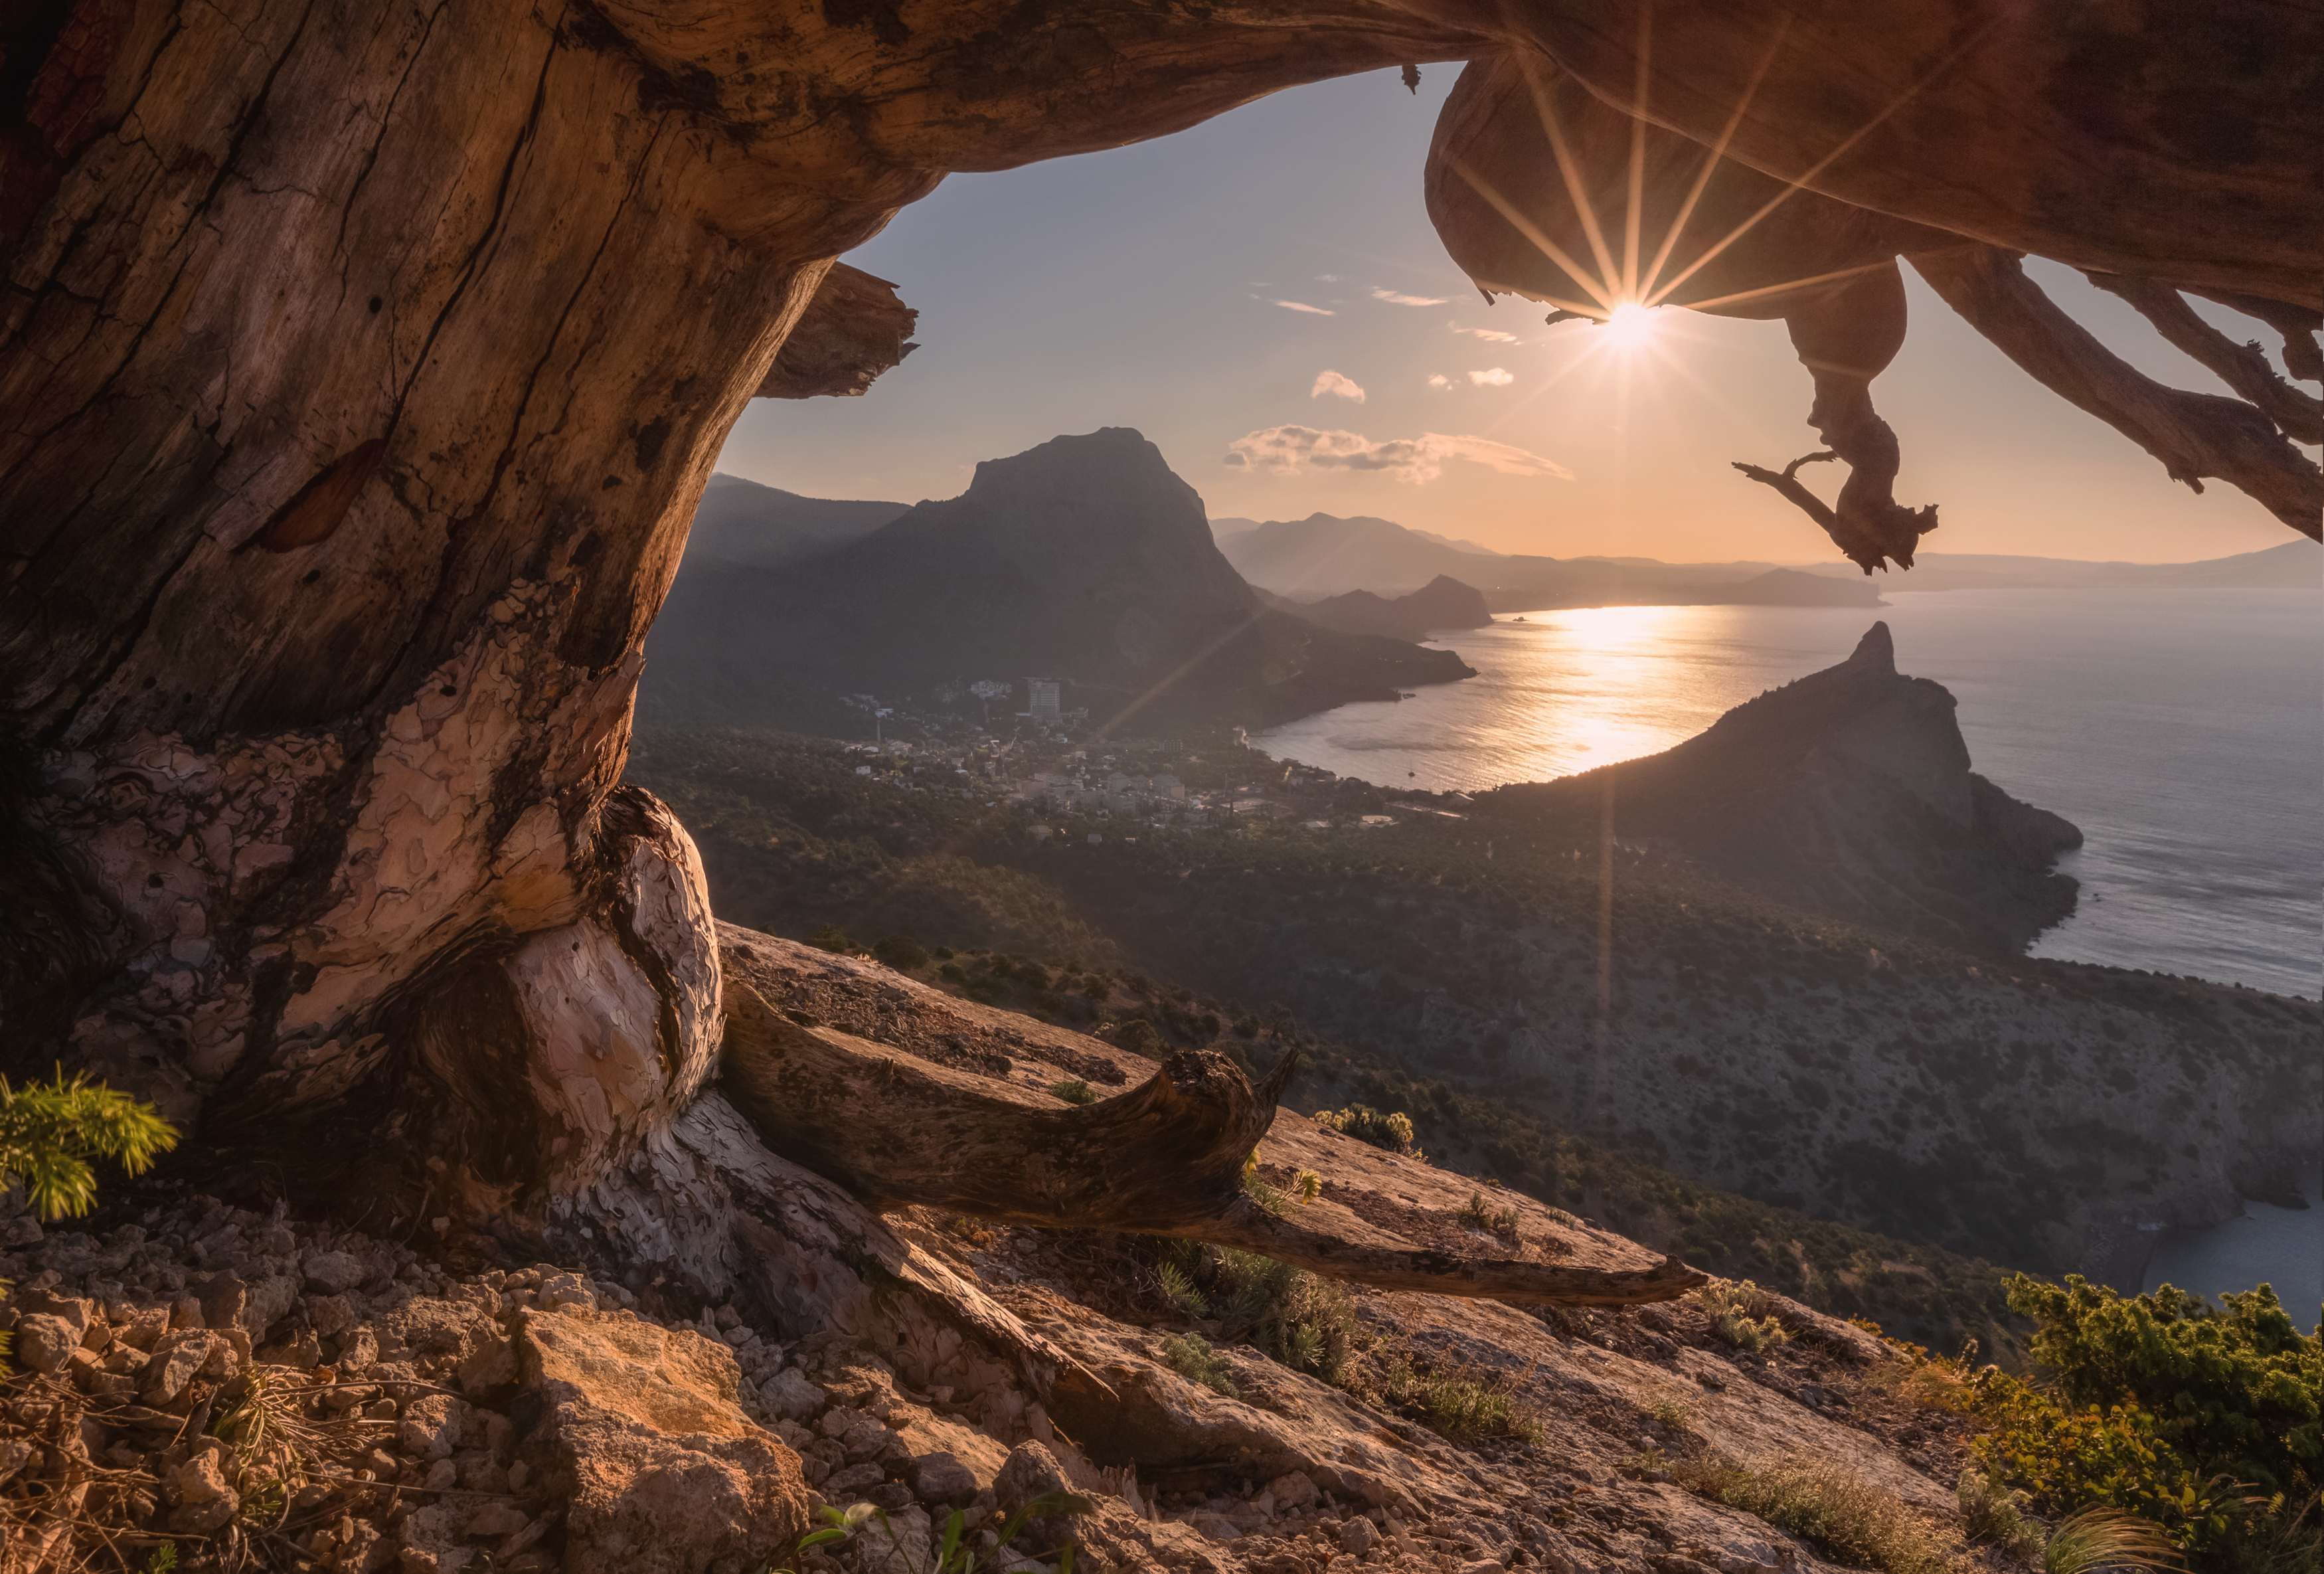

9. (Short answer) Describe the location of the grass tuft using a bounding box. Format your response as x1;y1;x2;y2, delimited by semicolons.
1676;1453;1961;1574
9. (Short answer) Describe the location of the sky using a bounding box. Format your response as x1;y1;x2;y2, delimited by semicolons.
716;67;2313;567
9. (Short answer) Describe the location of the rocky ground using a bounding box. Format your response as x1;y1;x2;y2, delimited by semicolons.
0;936;2011;1574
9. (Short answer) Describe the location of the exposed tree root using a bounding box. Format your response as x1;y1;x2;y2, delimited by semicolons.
716;978;1704;1307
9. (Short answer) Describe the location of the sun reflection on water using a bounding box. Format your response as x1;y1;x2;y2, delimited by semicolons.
1254;602;1865;792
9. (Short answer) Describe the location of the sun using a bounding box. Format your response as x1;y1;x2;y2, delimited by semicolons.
1602;301;1659;347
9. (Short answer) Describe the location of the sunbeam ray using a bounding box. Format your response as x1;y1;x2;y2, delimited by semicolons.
1637;19;1794;304
1621;3;1653;303
1643;17;2002;310
1677;259;1896;315
1446;153;1618;313
1515;51;1622;306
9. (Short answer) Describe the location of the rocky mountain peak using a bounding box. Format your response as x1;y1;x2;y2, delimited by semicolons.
1843;619;1897;673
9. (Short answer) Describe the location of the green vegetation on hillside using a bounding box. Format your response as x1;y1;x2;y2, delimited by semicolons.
1966;1275;2320;1564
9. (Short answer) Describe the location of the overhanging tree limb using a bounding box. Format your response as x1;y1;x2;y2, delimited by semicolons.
2080;274;2323;446
1910;246;2324;539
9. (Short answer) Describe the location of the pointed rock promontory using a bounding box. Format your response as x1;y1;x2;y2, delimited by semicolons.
1477;624;2083;954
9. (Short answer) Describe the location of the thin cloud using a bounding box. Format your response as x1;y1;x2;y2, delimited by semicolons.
1468;367;1515;387
1315;274;1344;282
1272;300;1336;315
1310;369;1367;402
1453;323;1520;343
1370;287;1451;307
1222;425;1572;483
1426;375;1453;391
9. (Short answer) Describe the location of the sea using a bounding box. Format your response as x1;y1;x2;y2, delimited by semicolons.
1252;588;2323;1317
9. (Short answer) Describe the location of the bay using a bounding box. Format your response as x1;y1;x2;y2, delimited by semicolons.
1253;588;2324;999
2142;1169;2323;1334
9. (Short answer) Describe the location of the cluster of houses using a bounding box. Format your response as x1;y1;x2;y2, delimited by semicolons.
1013;769;1187;815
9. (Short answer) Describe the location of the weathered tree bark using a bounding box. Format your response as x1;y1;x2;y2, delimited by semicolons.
1;0;2317;1303
717;984;1704;1305
1424;54;1951;568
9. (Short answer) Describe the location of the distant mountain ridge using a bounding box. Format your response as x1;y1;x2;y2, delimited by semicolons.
1281;574;1495;640
1791;539;2322;591
1211;511;2321;604
687;474;908;567
1212;511;1877;610
644;430;1475;733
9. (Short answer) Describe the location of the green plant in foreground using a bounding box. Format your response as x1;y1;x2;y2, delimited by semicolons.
1966;1274;2320;1559
1370;1352;1542;1444
1048;1079;1096;1105
1156;1259;1207;1318
1311;1104;1420;1158
1459;1189;1521;1242
0;1068;178;1219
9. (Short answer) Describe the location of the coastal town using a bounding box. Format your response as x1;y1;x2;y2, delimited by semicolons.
826;679;1476;834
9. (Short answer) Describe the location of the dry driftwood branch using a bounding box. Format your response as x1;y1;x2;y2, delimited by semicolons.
1732;451;1844;532
1196;1195;1705;1306
2084;274;2324;445
715;986;1702;1306
1910;246;2324;539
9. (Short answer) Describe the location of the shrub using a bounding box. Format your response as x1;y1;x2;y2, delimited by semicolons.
1967;1274;2321;1558
1155;1241;1360;1387
1311;1104;1420;1157
1867;1342;1975;1413
2040;1507;2181;1574
873;934;930;970
1695;1278;1792;1354
1957;1467;2046;1562
1370;1354;1542;1444
1048;1080;1096;1106
1161;1333;1239;1399
808;920;858;954
1459;1189;1522;1242
1112;1019;1161;1057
